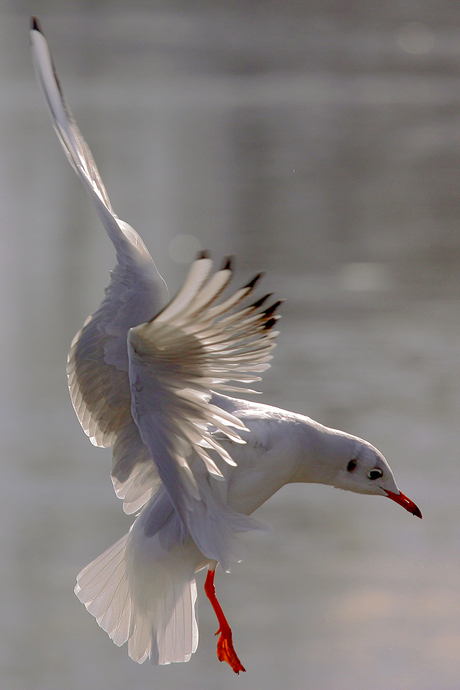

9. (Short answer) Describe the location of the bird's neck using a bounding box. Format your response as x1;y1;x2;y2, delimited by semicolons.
222;402;360;515
287;419;358;486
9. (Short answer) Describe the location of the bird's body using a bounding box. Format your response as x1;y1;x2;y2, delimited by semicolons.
31;17;421;674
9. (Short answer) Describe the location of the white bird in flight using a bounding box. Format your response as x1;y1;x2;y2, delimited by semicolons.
30;17;422;674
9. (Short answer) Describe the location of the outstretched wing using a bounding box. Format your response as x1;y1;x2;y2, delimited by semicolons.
31;19;283;540
31;18;168;511
128;253;281;560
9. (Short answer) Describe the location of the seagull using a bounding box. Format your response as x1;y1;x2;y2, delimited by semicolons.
30;17;422;674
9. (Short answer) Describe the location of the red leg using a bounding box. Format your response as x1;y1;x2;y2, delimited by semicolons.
204;568;246;674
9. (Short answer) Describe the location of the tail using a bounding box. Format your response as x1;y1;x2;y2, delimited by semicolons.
75;515;198;665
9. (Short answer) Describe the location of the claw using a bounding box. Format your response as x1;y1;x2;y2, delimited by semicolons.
215;623;246;674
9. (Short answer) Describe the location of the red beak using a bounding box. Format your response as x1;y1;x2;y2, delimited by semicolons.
384;489;422;518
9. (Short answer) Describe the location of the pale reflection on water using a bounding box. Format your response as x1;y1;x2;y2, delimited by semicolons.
2;5;460;690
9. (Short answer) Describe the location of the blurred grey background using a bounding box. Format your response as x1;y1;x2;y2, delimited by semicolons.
2;2;460;689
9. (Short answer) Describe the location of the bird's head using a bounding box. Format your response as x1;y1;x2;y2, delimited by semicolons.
332;436;422;518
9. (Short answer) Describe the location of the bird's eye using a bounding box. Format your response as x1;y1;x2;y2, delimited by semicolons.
347;459;357;473
368;468;383;480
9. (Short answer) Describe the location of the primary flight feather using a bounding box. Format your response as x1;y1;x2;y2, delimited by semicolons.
31;17;421;674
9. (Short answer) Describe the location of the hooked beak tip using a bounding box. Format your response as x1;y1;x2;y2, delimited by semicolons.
384;489;422;519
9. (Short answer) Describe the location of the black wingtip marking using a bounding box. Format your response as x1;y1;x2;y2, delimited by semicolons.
197;250;210;260
31;16;41;32
244;272;264;290
251;293;273;310
263;299;284;318
221;255;234;271
263;317;278;330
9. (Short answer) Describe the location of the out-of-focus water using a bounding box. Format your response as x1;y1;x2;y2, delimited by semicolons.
3;4;460;689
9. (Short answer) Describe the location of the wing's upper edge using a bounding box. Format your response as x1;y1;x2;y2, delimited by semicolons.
30;18;112;211
30;17;163;273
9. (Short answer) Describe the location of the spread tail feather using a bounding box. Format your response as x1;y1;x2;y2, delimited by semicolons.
75;522;198;665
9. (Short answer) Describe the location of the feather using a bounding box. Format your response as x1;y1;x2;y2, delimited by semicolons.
74;502;199;665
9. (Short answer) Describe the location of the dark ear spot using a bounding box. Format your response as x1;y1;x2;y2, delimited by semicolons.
347;459;357;473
